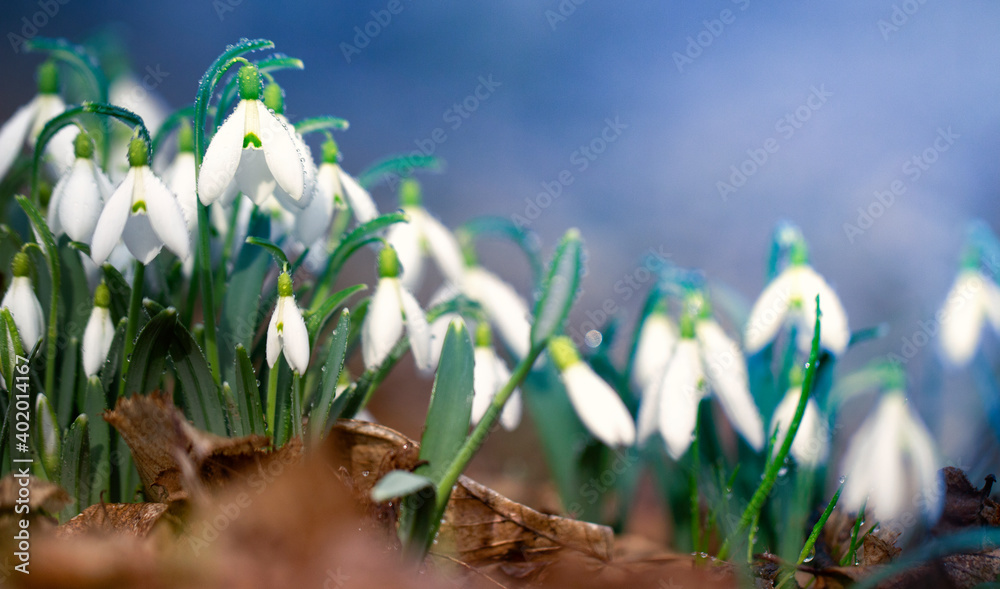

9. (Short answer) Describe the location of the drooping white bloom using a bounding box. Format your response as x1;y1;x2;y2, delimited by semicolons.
82;283;115;377
769;385;829;468
361;246;431;371
462;266;532;359
472;323;522;430
550;336;635;447
744;248;849;355
939;268;1000;367
2;253;44;350
0;61;77;180
293;138;378;246
385;178;465;291
162;121;198;231
631;305;679;396
638;298;764;459
197;65;306;207
90;138;190;265
841;391;943;523
266;271;310;374
48;132;113;242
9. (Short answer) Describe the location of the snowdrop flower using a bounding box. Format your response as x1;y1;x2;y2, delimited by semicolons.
768;368;829;468
82;282;115;377
91;137;190;265
938;253;1000;367
197;64;307;207
744;240;849;356
631;299;678;396
259;83;316;214
2;253;44;350
472;322;522;430
362;245;431;371
638;295;764;459
0;61;77;180
48;131;113;242
841;389;942;523
385;179;466;291
162;120;198;231
549;336;635;447
294;137;378;246
462;265;532;359
266;271;310;374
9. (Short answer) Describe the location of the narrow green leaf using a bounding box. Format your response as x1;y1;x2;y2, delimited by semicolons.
56;336;79;430
305;284;365;343
219;208;270;383
122;309;177;398
245;236;290;268
196;38;274;146
169;319;227;436
221;383;244;438
101;263;132;322
100;318;127;397
59;415;89;522
84;376;110;507
531;228;584;348
372;470;434;502
234;345;266;436
416;320;474;484
357;154;444;189
35;394;60;480
308;310;350;442
295;116;350;136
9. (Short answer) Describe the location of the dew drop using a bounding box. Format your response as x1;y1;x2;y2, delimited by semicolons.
361;470;370;477
584;330;602;348
838;475;847;484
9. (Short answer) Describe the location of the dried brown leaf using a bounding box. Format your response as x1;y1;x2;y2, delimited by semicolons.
58;502;170;538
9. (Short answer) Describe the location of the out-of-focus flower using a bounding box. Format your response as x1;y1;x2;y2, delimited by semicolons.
744;240;849;355
82;282;115;377
0;61;77;180
91;137;190;265
162;120;198;231
549;336;635;447
266;271;310;374
938;252;1000;367
385;179;465;291
631;300;678;396
2;253;45;350
362;245;431;371
48;131;113;242
462;265;532;359
768;368;829;468
472;322;521;430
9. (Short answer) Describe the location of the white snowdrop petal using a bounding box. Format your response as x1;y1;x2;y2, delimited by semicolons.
82;307;114;377
986;280;1000;333
294;172;334;245
45;123;77;176
91;170;135;265
166;152;198;230
798;266;850;355
198;100;246;204
697;319;763;451
472;347;499;426
939;270;987;367
0;98;38;179
465;268;532;359
387;220;425;292
632;314;678;395
770;390;828;468
421;212;466;288
399;286;432;372
122;210;164;264
562;363;636;447
635;380;660;444
235;147;277;205
266;301;281;368
496;359;522;430
30;94;66;141
362;278;404;370
2;277;44;349
142;168;190;260
905;407;943;521
744;270;795;353
259;103;304;202
56;160;106;242
279;296;310;374
340;169;379;223
657;340;704;459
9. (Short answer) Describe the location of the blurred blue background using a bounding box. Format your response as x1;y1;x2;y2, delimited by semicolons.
2;1;1000;474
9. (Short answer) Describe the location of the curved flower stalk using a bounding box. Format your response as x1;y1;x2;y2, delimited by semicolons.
90;137;190;265
841;388;942;524
769;367;829;468
548;336;635;447
745;238;849;356
0;61;77;180
1;253;45;350
294;137;378;246
462;265;532;359
472;322;522;430
938;248;1000;367
48;130;113;242
385;178;466;291
266;270;310;374
638;293;764;459
162;120;198;231
362;245;431;371
631;299;679;396
81;282;114;377
197;64;307;207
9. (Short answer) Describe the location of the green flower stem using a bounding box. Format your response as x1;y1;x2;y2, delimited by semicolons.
431;341;546;521
717;296;823;562
690;426;702;555
291;372;303;440
266;362;279;439
797;484;841;565
118;261;145;398
14;197;59;396
840;498;867;566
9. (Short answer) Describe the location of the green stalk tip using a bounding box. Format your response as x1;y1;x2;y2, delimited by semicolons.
321;138;339;164
378;246;401;278
127;137;149;168
37;61;59;94
11;252;31;278
177;119;194;153
399;178;422;207
263;83;284;114
278;271;294;297
474;322;492;348
74;131;95;159
237;64;261;101
94;282;111;308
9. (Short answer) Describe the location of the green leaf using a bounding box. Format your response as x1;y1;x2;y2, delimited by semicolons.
196;37;274;146
169;318;228;436
83;376;110;508
221;383;244;438
356;153;444;189
35;393;60;480
56;336;79;430
233;345;266;436
372;470;434;503
59;243;92;339
308;310;350;442
59;415;89;522
305;284;365;343
24;37;107;102
101;263;132;322
219;208;270;383
320;212;407;285
100;318;127;397
245;236;290;268
295;116;350;136
150;105;195;156
122;309;177;398
531;228;584;348
416;320;474;484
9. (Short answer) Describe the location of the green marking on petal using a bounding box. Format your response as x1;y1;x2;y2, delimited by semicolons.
132;200;147;213
243;133;262;148
276;321;284;333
